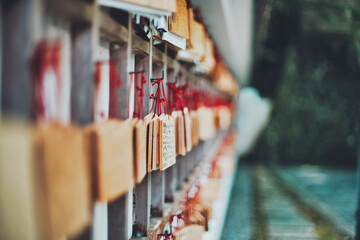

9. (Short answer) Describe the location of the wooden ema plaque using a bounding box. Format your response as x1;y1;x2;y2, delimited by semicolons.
34;124;91;240
172;111;186;156
169;0;190;39
85;119;134;202
198;107;216;141
159;114;176;170
133;119;148;184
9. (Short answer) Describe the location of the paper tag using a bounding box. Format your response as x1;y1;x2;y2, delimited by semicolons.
159;115;176;170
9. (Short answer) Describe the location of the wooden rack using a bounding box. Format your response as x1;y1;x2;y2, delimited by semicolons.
0;1;235;240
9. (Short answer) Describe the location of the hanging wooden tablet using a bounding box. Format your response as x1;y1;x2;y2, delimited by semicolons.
34;124;91;240
149;75;171;170
190;110;200;146
183;107;192;152
133;119;148;183
85;119;134;202
187;8;206;60
217;106;232;130
159;114;176;170
145;113;154;172
198;107;216;141
173;225;204;240
152;115;160;171
130;72;148;182
0;121;38;240
169;0;190;39
172;111;186;156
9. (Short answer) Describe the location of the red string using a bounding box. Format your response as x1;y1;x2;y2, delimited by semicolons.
139;72;146;118
150;77;167;118
168;82;187;113
132;72;147;119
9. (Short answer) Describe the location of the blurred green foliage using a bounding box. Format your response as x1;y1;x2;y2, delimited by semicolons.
252;0;360;167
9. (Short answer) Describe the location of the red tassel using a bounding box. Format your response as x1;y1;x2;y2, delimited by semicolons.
150;77;167;118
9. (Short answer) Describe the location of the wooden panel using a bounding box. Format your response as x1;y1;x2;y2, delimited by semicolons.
165;164;177;202
132;54;151;237
108;15;133;240
110;42;130;119
108;194;129;240
2;0;36;119
151;170;165;217
133;175;151;236
135;55;150;114
176;155;186;189
71;25;94;126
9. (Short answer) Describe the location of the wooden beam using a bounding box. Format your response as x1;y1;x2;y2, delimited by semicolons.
99;11;128;43
132;33;149;55
152;46;165;63
46;0;93;23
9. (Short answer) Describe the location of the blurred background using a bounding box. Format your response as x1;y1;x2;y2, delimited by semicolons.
251;0;360;168
222;0;360;239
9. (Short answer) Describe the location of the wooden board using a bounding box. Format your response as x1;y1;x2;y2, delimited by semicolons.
34;124;92;240
169;0;190;39
112;0;176;13
85;119;134;203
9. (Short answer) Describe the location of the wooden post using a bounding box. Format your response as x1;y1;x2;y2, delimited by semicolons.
133;175;151;236
108;13;132;240
108;194;129;240
165;164;177;202
132;54;151;237
151;169;165;217
150;50;166;217
1;0;41;120
164;67;177;202
71;25;94;126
